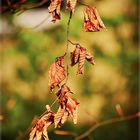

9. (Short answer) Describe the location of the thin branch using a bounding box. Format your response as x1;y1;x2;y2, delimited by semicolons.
31;14;50;29
65;11;72;84
76;112;140;140
17;0;49;15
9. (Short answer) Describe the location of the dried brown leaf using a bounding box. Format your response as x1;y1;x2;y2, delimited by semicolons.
86;52;95;65
70;45;95;74
43;122;52;140
36;131;42;140
54;106;65;128
49;56;66;90
84;7;106;32
66;0;77;13
56;84;71;97
77;47;86;74
66;97;79;124
54;85;72;128
61;111;69;124
70;46;80;66
29;127;36;140
48;0;62;22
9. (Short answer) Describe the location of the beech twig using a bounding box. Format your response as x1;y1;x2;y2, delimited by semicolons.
31;14;50;29
76;112;140;140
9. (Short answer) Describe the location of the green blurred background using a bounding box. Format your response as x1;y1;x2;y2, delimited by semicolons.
0;0;139;140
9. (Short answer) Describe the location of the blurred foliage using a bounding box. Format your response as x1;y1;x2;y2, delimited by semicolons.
0;0;139;140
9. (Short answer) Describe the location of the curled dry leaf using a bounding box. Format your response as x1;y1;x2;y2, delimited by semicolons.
54;85;79;127
70;46;95;74
84;7;106;32
86;52;95;65
54;97;79;127
66;96;79;124
29;106;54;140
49;56;66;90
61;111;69;124
56;84;71;97
43;123;50;140
54;106;65;128
54;85;71;128
48;0;62;22
78;47;86;74
66;0;77;13
70;45;80;66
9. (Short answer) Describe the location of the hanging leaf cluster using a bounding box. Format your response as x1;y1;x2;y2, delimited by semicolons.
29;85;79;140
29;105;54;140
54;84;79;127
48;0;106;33
48;0;77;22
29;0;106;140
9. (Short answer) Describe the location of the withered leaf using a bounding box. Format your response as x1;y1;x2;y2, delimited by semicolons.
55;95;79;126
48;0;62;22
43;123;49;140
66;97;79;124
54;85;72;128
56;84;71;97
36;130;42;140
70;46;95;74
84;7;106;32
29;127;36;140
78;47;86;74
66;0;77;13
86;52;95;65
54;106;65;128
70;45;80;66
49;56;66;90
61;111;69;124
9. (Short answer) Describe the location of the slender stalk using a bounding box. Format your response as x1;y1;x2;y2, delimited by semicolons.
31;14;50;29
17;0;49;15
65;11;72;83
76;112;140;140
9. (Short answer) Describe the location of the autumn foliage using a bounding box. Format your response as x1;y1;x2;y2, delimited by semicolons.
29;0;105;140
48;56;65;90
84;7;106;32
71;45;95;74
